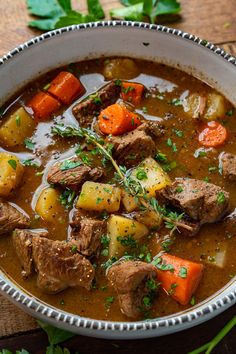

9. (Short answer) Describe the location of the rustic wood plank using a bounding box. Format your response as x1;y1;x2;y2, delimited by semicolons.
0;0;236;340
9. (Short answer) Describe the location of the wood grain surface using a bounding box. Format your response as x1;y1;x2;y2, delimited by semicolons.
0;0;236;351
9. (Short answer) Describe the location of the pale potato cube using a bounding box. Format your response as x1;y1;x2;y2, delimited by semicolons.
35;187;65;222
204;93;225;120
183;93;206;118
108;215;149;258
77;181;121;212
131;157;171;197
121;189;138;212
0;152;24;197
0;107;35;147
134;210;162;229
103;58;140;80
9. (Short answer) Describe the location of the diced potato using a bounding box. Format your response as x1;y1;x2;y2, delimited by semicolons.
0;107;35;147
0;152;24;197
204;93;225;120
130;157;171;197
133;210;162;229
103;58;140;80
183;93;206;118
77;181;121;212
121;189;138;212
108;215;149;258
35;187;64;222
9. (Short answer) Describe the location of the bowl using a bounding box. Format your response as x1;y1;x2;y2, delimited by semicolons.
0;21;236;339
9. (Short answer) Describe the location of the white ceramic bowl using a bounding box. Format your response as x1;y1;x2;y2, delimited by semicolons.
0;21;236;339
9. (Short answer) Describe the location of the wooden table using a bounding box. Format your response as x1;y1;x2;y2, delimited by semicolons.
0;0;236;352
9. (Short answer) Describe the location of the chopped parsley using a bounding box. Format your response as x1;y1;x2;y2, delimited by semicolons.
146;278;159;291
101;234;110;247
208;166;217;173
179;267;188;278
166;138;177;152
23;158;40;167
142;295;152;308
152;257;175;272
226;109;234;116
176;185;183;193
60;159;82;171
194;149;207;158
155;151;168;163
173;129;183;137
168;283;178;295
105;296;114;304
217;192;225;204
136;168;148;180
117;235;137;248
8;159;17;170
71;245;77;254
90;93;102;105
24;138;35;151
15;115;21;126
96;197;104;204
59;189;76;209
101;257;118;270
190;296;195;306
170;98;182;106
122;85;135;94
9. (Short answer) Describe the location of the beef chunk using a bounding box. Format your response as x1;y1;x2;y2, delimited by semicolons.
220;152;236;181
12;229;48;277
107;261;157;318
138;121;165;139
32;237;95;293
69;218;106;256
108;129;156;167
47;157;104;191
72;81;121;126
158;178;229;224
0;202;30;235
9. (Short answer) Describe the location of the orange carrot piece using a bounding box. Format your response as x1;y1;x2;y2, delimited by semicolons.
48;71;84;105
121;82;144;105
198;121;227;147
154;254;204;305
98;103;141;135
28;91;61;121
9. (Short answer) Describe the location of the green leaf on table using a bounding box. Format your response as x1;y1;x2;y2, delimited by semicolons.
0;350;14;354
46;345;73;354
112;0;181;23
110;3;144;21
121;0;143;6
58;0;72;12
26;0;65;18
29;18;59;30
37;321;75;345
87;0;105;19
16;351;30;354
55;11;94;28
143;0;181;24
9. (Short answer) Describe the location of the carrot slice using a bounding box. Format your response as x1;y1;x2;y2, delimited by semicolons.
98;103;141;135
154;254;204;305
198;121;227;147
48;71;84;105
121;82;144;105
28;91;61;121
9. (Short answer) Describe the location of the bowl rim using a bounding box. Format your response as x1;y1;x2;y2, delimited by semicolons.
0;20;236;337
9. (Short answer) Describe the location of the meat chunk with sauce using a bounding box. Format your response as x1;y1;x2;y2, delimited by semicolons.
158;178;229;224
107;261;157;318
69;217;106;257
220;152;236;181
72;81;121;126
47;157;104;191
107;129;156;167
0;201;30;235
137;121;165;139
12;228;48;277
32;237;95;293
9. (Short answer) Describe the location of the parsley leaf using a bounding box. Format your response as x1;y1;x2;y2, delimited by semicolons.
8;159;17;170
24;138;35;151
217;191;225;204
60;159;82;171
87;0;105;19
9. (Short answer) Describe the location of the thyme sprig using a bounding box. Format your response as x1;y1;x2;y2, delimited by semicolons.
52;124;192;233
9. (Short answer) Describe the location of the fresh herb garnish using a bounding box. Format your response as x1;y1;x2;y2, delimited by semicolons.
226;109;234;116
136;168;148;180
60;159;82;171
23;158;40;167
8;159;17;170
179;266;188;278
117;235;137;248
24;138;35;151
71;244;77;253
155;151;168;163
217;191;225;204
170;98;182;106
59;189;75;209
15;115;21;126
